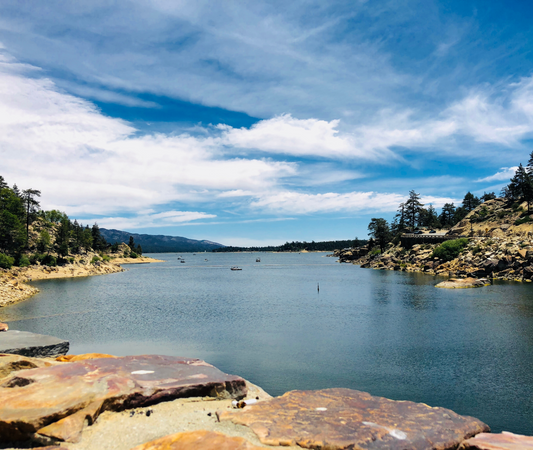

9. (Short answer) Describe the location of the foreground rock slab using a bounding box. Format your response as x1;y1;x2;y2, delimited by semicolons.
0;330;69;357
0;353;61;381
460;431;533;449
220;388;489;450
436;277;491;289
0;354;247;445
130;430;264;450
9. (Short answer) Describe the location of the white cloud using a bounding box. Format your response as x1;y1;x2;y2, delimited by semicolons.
250;191;458;215
476;167;518;183
0;56;296;217
219;114;369;159
88;211;216;229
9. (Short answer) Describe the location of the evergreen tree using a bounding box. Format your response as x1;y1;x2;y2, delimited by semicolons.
404;190;424;230
22;188;41;247
136;244;143;256
367;218;391;253
439;203;456;227
395;202;406;232
0;176;8;190
57;217;70;257
462;192;481;212
481;192;496;202
128;236;135;251
91;223;107;251
0;186;25;255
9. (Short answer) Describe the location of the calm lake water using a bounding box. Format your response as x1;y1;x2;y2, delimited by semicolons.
2;252;533;434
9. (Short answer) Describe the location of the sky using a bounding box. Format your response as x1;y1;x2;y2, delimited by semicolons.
1;0;533;246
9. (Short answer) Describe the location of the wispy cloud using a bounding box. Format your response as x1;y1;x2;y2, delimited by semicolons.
476;167;518;183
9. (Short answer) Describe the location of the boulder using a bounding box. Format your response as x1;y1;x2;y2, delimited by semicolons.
459;431;533;449
0;354;60;381
0;355;247;444
219;388;489;450
0;330;69;357
0;322;7;332
436;278;491;289
130;430;263;450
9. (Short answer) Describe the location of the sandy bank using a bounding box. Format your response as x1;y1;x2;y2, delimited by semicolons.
0;256;164;308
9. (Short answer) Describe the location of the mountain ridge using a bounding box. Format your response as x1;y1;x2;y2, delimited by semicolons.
100;228;225;253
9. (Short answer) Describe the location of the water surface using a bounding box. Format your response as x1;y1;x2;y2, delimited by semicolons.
2;252;533;434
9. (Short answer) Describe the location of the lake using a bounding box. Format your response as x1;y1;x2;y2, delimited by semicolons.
1;252;533;435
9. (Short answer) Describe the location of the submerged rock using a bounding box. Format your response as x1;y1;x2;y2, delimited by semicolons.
219;388;489;450
436;278;491;289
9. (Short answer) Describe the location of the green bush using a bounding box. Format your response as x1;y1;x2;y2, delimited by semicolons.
102;255;110;262
91;256;101;264
130;252;138;258
0;253;15;269
514;216;532;226
432;238;469;262
18;255;30;267
41;254;57;267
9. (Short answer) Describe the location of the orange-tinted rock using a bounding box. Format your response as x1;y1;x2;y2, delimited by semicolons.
0;353;58;381
0;322;8;331
0;355;246;444
220;388;489;450
55;353;116;362
460;431;533;449
131;430;263;450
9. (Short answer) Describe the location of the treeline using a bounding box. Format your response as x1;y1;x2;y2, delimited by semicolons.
0;176;142;269
367;190;496;253
213;239;366;253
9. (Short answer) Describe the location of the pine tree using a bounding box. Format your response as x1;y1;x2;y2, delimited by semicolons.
439;203;456;228
462;192;481;212
404;190;424;230
91;223;107;251
22;188;41;247
368;218;391;253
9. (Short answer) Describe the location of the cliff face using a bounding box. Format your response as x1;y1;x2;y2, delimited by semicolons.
335;198;533;283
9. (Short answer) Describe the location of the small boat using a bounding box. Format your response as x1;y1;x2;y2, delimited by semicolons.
230;267;242;271
256;258;261;262
180;260;185;263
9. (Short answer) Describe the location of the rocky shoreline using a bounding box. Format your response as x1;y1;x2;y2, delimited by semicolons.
334;235;533;283
0;255;163;308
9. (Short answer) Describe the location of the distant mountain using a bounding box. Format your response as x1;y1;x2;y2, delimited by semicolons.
100;228;225;253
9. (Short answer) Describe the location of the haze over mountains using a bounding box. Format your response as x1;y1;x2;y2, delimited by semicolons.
100;229;224;253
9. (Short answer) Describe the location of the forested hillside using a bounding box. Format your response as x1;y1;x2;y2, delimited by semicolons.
212;239;365;252
0;176;141;269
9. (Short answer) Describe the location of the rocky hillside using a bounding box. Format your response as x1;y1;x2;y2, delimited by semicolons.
335;198;533;283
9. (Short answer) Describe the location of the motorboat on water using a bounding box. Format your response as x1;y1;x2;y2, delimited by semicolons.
256;258;261;262
230;267;242;271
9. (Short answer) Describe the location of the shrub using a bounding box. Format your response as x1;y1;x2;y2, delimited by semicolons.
471;245;482;255
102;255;110;262
18;255;30;267
514;216;532;226
432;238;469;262
0;253;15;269
41;254;57;267
91;256;101;264
130;251;138;258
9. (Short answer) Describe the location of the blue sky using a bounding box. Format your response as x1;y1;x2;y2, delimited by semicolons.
1;0;533;246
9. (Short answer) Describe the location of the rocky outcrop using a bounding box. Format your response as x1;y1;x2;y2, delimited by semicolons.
0;354;247;445
436;278;491;289
0;330;69;357
219;388;489;450
131;430;264;450
460;431;533;449
337;236;533;283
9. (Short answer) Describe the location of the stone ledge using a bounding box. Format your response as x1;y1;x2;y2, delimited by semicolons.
0;330;69;357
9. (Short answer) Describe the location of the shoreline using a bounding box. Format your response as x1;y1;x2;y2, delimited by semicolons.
0;256;164;308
